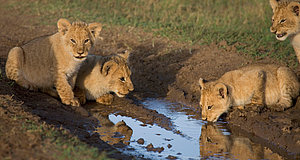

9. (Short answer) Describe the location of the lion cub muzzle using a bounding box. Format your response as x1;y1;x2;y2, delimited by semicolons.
115;79;134;97
72;43;89;60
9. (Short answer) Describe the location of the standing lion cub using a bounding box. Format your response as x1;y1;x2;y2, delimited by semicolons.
269;0;300;63
74;50;134;105
5;18;102;106
199;64;300;122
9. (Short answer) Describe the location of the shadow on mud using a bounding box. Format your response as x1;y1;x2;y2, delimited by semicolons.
129;43;195;98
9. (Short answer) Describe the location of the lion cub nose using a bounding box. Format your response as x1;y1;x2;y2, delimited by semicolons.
128;85;134;92
129;86;134;92
77;51;84;55
270;27;276;34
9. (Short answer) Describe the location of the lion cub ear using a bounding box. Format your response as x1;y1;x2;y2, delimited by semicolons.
269;0;279;12
288;2;300;16
57;18;71;35
88;23;102;39
118;50;130;61
101;61;117;76
199;78;205;90
214;83;228;99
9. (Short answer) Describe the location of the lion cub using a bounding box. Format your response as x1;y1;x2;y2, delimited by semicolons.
74;50;134;105
5;18;102;106
199;64;300;122
269;0;300;63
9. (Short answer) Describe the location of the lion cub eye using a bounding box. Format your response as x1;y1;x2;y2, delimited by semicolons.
207;105;213;110
120;77;125;82
206;137;212;143
84;39;90;43
70;39;76;44
280;19;286;23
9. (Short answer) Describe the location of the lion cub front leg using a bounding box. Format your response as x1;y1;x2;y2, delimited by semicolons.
55;74;80;106
96;94;114;105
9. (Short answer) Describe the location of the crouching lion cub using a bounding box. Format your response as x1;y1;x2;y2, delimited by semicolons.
199;64;300;122
5;18;102;107
74;50;134;105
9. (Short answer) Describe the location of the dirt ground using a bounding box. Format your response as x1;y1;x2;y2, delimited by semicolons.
1;3;300;160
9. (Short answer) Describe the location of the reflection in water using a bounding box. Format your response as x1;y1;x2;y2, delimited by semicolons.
90;99;286;159
200;124;284;160
93;112;133;145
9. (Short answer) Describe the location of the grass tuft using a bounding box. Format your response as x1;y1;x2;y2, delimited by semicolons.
20;119;113;160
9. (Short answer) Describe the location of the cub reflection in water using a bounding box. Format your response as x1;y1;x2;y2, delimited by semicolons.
200;124;283;160
93;112;133;145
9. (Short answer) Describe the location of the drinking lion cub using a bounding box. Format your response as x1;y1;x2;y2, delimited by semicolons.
5;18;102;107
74;50;134;105
199;64;300;122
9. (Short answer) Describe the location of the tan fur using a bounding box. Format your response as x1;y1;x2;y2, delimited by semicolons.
269;0;300;63
199;64;300;122
5;18;102;106
75;50;134;105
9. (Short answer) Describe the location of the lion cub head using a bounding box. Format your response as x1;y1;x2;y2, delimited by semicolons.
199;78;231;122
269;0;300;41
101;51;134;97
57;18;102;61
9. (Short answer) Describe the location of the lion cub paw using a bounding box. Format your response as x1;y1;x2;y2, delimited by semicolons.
20;82;38;91
78;95;86;105
74;88;86;105
270;104;287;112
62;97;80;107
96;94;114;105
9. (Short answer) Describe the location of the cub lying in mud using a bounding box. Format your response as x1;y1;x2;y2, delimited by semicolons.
74;50;134;105
199;64;300;122
269;0;300;63
5;18;102;106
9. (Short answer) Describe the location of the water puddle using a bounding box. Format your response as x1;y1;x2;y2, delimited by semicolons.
91;98;284;159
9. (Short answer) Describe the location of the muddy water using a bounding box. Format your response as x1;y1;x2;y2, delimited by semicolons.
91;99;285;159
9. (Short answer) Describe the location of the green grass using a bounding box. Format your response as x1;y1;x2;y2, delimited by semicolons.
5;0;297;64
21;119;113;160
